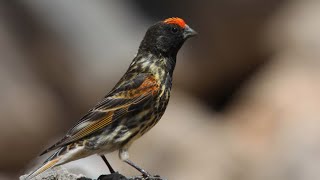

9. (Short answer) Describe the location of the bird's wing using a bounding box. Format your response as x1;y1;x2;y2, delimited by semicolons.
40;73;159;155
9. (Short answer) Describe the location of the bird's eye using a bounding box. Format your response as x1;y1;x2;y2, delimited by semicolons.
171;27;178;34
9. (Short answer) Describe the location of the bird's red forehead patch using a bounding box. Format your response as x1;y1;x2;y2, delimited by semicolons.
163;17;186;28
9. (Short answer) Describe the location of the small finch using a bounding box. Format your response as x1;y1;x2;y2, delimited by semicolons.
26;17;197;179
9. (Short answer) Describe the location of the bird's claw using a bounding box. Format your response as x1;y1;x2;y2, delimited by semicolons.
142;175;150;179
141;171;152;178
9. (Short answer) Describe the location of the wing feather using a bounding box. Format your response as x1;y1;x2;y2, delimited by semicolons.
40;73;159;155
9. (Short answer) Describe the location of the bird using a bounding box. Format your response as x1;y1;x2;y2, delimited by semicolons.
26;17;197;179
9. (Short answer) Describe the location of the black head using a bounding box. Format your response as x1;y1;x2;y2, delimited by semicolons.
139;17;197;57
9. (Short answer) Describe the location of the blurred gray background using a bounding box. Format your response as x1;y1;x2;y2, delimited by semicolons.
2;0;320;179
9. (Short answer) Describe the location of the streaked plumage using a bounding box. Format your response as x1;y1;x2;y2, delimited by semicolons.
26;17;196;179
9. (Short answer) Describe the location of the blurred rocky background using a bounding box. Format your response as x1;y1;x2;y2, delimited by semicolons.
1;0;320;179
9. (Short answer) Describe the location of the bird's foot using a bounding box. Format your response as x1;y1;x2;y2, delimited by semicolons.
140;169;152;178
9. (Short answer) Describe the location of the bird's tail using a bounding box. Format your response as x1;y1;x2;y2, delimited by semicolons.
25;141;89;179
26;147;70;180
25;149;62;180
25;143;90;180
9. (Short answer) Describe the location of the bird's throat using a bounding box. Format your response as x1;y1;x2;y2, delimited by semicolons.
128;53;176;80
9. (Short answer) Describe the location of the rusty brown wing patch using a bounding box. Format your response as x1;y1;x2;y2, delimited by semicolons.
67;75;159;142
41;75;160;155
112;75;159;99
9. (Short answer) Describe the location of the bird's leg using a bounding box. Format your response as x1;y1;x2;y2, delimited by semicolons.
119;148;152;177
100;155;115;173
124;159;151;177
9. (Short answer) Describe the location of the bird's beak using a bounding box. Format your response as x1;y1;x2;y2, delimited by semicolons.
183;25;198;39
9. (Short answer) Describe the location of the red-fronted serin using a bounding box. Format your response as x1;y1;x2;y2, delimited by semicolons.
26;17;197;179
